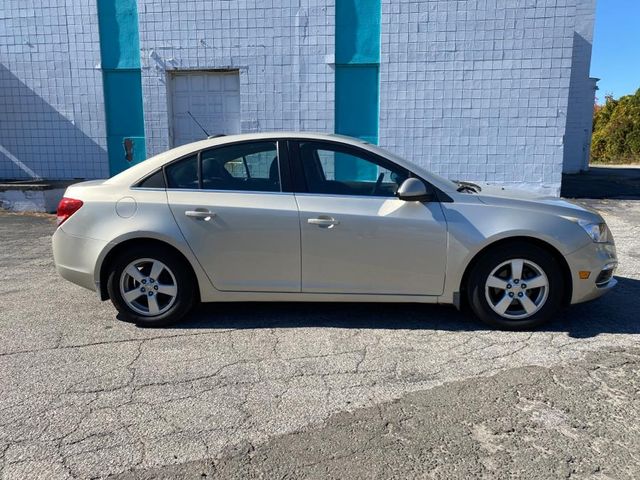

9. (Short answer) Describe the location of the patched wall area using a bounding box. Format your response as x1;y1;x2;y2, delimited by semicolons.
379;0;592;195
138;0;336;157
0;0;108;180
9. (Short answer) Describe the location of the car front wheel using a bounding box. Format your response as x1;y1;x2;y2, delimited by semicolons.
467;243;565;330
106;246;196;327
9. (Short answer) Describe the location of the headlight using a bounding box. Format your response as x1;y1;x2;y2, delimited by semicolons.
578;220;609;243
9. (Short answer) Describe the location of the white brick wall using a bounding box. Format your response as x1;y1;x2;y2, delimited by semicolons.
0;0;108;180
138;0;336;157
0;0;594;189
379;0;583;195
563;0;596;173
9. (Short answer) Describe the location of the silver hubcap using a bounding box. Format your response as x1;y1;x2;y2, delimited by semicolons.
485;258;549;320
119;258;178;317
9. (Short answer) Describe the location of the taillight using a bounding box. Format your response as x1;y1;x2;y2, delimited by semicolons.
56;197;84;226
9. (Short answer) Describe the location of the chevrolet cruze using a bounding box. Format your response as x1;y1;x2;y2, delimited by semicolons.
52;133;618;329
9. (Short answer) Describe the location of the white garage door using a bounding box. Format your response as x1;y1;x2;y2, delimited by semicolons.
169;71;241;147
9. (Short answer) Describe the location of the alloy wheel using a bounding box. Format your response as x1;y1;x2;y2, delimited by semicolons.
484;258;549;320
119;258;178;316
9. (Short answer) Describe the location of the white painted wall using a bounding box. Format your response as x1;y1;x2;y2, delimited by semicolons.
0;0;595;193
0;0;108;180
137;0;336;158
379;0;593;196
563;0;597;174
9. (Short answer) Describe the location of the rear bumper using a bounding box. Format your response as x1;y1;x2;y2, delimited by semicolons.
52;227;107;292
566;241;618;304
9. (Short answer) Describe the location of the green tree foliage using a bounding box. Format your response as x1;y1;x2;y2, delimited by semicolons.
591;88;640;164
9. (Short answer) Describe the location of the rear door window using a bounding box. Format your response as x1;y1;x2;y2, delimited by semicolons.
201;141;280;192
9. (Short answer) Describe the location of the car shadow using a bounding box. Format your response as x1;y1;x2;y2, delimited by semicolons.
169;276;640;339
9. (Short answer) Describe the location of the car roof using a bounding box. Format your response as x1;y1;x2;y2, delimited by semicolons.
105;132;455;193
105;132;370;185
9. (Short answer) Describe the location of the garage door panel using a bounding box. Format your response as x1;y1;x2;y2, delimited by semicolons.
225;97;240;114
207;75;223;91
224;74;239;91
173;77;190;93
170;71;241;147
190;76;206;92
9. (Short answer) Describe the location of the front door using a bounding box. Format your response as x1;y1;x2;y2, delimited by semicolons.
166;140;301;292
292;141;448;296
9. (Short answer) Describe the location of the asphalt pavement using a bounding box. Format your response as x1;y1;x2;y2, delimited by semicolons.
0;198;639;479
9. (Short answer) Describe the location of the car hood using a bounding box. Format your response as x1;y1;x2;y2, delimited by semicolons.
472;183;603;223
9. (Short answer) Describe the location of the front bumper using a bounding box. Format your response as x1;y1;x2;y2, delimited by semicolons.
52;227;107;292
565;241;618;304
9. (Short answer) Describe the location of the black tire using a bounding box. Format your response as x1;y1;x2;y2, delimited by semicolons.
106;245;197;327
466;242;565;330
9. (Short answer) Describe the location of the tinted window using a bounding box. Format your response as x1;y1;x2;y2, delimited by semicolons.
201;142;280;192
137;170;166;189
165;155;198;189
298;142;408;197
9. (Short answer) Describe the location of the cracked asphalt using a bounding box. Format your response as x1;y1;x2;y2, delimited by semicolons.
1;198;639;479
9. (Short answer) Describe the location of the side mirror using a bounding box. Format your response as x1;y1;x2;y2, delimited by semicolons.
396;178;432;202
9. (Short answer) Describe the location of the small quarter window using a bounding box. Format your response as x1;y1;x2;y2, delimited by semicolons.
165;155;199;189
137;170;166;189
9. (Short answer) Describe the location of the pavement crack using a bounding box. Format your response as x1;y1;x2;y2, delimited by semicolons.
0;329;237;358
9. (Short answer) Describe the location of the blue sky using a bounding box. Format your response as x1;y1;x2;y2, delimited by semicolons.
590;0;640;102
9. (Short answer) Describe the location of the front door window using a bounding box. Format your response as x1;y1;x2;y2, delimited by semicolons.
297;142;409;197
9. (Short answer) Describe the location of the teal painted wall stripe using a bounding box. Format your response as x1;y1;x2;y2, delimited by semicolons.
335;65;379;142
97;0;146;176
334;0;381;181
335;0;381;64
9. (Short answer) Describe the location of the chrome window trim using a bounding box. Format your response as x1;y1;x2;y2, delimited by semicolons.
293;192;404;201
161;188;294;196
130;187;167;192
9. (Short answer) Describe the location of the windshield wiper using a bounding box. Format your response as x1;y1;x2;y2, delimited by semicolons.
454;180;482;193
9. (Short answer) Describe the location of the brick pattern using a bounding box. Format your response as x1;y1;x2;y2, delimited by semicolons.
563;0;596;173
0;0;108;180
0;0;594;189
379;0;584;195
138;0;336;157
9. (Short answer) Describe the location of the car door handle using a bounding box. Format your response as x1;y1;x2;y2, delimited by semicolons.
308;216;339;228
185;209;215;221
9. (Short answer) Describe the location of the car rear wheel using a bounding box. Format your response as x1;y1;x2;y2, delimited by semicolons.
107;245;196;327
467;243;565;330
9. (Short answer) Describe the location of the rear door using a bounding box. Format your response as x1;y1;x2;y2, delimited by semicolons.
291;140;448;296
166;140;301;292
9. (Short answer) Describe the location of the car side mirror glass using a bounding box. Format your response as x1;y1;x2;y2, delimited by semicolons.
397;178;432;202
